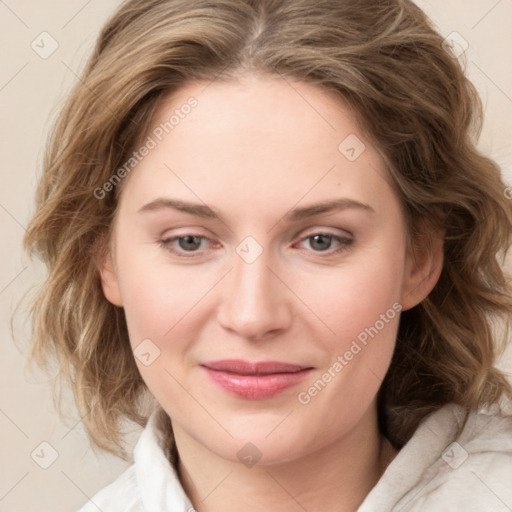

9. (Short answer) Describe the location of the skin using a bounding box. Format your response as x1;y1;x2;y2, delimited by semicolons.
99;74;443;511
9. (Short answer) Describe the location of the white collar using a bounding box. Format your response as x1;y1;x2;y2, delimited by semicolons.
134;408;194;512
133;403;510;511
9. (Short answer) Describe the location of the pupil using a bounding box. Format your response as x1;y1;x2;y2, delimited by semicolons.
179;235;201;251
311;234;331;251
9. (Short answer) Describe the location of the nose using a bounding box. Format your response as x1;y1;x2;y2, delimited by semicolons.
216;249;293;341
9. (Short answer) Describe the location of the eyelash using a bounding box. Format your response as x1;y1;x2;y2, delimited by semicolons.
158;232;354;259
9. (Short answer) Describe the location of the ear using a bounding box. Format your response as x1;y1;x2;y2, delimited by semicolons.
97;240;124;307
400;228;444;311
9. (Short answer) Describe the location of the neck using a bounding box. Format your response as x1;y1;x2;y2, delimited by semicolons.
173;406;397;512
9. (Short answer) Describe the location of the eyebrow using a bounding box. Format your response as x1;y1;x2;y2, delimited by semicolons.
138;197;375;221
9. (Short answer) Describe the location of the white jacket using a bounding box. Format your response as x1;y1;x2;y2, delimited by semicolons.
78;403;512;511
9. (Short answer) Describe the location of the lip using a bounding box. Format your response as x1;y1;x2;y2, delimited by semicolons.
201;359;313;400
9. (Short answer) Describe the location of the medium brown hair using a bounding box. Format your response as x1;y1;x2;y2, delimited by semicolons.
23;0;512;458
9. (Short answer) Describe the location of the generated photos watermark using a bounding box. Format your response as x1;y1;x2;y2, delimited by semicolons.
297;302;403;405
94;96;198;199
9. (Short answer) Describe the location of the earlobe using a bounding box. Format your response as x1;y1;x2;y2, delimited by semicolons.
400;231;444;311
97;244;124;307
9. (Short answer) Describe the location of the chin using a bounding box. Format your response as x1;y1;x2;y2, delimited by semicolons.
209;415;317;467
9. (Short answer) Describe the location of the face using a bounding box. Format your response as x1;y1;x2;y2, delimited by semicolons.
100;74;441;465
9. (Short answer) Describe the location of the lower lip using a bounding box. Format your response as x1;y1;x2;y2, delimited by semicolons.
202;367;312;400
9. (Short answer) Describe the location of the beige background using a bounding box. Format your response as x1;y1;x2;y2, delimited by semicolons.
1;1;511;511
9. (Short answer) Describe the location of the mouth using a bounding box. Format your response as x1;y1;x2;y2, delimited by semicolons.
200;359;314;399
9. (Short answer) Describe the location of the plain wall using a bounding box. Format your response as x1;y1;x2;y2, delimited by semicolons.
1;1;511;511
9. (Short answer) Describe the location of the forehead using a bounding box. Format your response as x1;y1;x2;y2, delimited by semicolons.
154;74;364;159
118;75;394;220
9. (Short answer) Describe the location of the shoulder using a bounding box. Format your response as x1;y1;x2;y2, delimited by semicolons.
76;465;143;512
360;403;512;512
76;408;193;512
415;404;512;511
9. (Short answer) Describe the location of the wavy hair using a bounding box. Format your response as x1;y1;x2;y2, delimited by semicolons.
23;0;512;458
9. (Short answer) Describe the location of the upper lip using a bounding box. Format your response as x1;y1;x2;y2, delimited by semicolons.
201;359;312;375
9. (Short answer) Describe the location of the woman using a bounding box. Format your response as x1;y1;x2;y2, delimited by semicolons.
24;0;512;510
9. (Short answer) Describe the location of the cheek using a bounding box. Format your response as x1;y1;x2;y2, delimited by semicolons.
115;251;212;405
115;244;215;348
292;243;404;429
303;247;405;352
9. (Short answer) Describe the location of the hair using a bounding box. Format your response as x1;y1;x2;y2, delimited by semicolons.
23;0;512;459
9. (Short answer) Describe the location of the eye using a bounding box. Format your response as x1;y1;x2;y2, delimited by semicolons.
159;234;213;257
175;235;204;251
297;232;353;254
159;231;353;259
